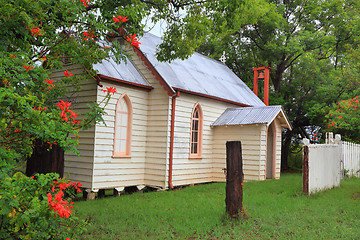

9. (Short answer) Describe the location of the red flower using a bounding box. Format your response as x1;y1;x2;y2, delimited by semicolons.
31;27;42;37
45;79;54;89
73;120;82;125
101;87;117;95
9;54;17;58
15;129;22;133
47;190;74;218
80;0;90;7
67;110;79;119
47;193;52;203
83;30;97;42
117;15;129;22
106;87;117;95
126;34;140;48
64;70;74;77
56;101;72;110
56;101;80;122
23;65;34;71
113;15;129;23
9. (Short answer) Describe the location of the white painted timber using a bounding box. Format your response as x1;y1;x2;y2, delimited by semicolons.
304;138;341;194
342;141;360;177
51;65;97;189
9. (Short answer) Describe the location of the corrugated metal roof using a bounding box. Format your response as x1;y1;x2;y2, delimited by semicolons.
93;50;150;87
211;105;290;127
139;33;265;106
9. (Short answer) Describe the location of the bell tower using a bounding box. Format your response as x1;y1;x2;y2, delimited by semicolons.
253;66;271;106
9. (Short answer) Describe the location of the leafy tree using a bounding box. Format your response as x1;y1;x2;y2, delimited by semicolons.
0;0;273;237
0;0;274;173
197;0;360;169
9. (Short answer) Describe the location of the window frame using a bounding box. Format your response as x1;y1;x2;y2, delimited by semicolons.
112;93;132;158
189;102;203;159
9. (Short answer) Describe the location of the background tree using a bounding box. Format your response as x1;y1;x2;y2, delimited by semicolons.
197;0;360;170
0;0;274;174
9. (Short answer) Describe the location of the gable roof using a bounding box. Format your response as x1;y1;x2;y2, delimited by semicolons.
95;33;265;107
211;106;292;130
93;52;151;88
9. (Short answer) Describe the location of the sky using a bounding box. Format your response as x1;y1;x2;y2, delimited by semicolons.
142;16;167;37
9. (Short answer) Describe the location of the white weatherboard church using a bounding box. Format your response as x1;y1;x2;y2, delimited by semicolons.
52;33;292;198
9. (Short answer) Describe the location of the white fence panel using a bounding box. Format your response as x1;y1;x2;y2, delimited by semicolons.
308;144;341;193
303;135;341;194
342;141;360;177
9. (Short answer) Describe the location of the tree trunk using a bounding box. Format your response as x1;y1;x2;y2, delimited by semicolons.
225;141;243;218
281;130;293;171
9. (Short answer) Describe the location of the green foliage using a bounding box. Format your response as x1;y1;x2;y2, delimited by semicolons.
155;0;271;62
197;0;360;167
0;0;149;168
0;172;85;240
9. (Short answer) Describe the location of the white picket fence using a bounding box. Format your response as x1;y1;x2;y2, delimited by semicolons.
341;141;360;178
302;132;360;195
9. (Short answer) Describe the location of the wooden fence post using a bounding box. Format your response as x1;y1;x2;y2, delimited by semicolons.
303;145;309;195
225;141;243;218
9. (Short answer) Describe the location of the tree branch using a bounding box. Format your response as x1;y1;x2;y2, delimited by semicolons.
285;53;303;69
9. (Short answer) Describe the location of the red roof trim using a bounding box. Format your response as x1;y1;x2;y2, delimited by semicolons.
98;74;153;90
132;47;174;96
174;88;252;107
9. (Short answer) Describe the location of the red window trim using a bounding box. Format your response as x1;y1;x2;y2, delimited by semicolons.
113;93;132;158
189;102;203;159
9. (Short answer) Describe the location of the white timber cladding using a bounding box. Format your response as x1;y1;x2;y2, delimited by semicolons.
90;48;171;190
93;82;148;190
51;64;97;189
275;119;283;179
212;125;265;181
128;51;172;189
171;93;240;186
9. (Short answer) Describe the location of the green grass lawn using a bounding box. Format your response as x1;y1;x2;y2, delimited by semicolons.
74;174;360;239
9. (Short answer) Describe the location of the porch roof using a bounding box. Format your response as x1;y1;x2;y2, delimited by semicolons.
211;105;292;130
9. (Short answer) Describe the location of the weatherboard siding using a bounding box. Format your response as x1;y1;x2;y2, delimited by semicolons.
275;119;282;179
129;51;171;189
212;125;265;181
92;82;148;190
258;125;268;180
51;64;97;189
171;93;238;186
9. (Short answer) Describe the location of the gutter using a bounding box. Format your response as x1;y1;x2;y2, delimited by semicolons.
168;90;180;189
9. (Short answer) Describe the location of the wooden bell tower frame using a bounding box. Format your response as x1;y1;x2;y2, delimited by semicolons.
253;66;271;106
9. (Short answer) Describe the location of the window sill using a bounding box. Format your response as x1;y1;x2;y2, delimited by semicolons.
189;155;202;160
112;154;131;158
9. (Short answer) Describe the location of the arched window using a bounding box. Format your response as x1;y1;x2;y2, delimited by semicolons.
113;93;132;157
189;103;203;158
